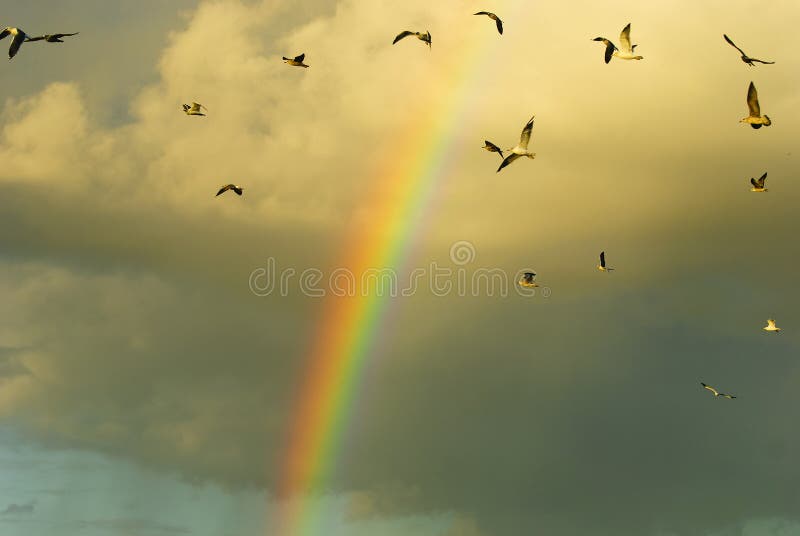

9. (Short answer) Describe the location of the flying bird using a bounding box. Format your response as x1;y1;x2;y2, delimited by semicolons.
763;318;781;332
741;81;771;129
750;172;768;192
701;382;736;399
0;27;28;59
723;34;774;66
592;23;643;63
392;31;431;48
282;53;309;67
474;12;503;35
497;116;535;173
482;140;504;158
216;184;243;196
597;251;614;272
182;102;207;116
25;32;79;43
518;271;538;288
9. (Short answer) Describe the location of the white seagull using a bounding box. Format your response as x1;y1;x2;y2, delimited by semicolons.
763;319;781;333
519;271;539;288
597;251;614;272
497;116;535;173
0;27;28;60
750;172;767;192
282;53;309;67
592;23;643;63
723;34;774;66
741;81;771;129
182;102;207;116
701;382;736;399
393;31;431;48
474;12;503;35
216;184;243;197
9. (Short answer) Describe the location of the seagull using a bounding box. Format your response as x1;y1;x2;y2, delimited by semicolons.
741;81;771;129
750;172;768;192
282;53;309;67
0;27;28;60
182;102;207;116
723;34;774;66
701;382;736;399
497;116;535;173
216;184;243;196
597;251;614;272
482;140;504;158
518;271;538;288
474;12;503;35
763;318;781;333
592;23;643;63
392;31;431;48
25;32;79;43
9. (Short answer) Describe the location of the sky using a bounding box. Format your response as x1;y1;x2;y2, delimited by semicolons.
1;0;800;535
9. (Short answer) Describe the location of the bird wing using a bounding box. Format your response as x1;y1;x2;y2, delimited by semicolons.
484;140;503;154
722;393;736;399
600;251;606;267
701;383;719;396
192;102;207;112
8;30;26;58
723;34;747;57
25;35;46;42
519;116;534;149
216;185;233;196
619;23;633;54
497;153;521;173
496;18;503;35
294;53;305;62
393;31;414;44
746;81;760;116
473;11;491;16
53;32;79;39
750;177;759;188
596;39;616;63
0;28;10;41
758;172;767;187
749;58;774;65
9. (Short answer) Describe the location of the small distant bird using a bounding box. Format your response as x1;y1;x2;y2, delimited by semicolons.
282;53;309;67
723;34;774;66
497;116;535;173
701;382;736;399
0;27;28;60
763;318;781;333
741;81;771;129
518;271;538;288
216;184;243;196
25;32;79;43
474;12;503;35
482;140;504;158
182;102;207;116
592;23;643;63
597;251;614;272
392;31;431;48
750;172;768;192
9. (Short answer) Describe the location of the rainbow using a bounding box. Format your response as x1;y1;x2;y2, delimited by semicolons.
274;10;515;535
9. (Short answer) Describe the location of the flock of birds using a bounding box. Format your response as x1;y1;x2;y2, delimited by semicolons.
0;12;785;408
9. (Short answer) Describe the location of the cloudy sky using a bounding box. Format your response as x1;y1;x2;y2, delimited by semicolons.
1;0;800;535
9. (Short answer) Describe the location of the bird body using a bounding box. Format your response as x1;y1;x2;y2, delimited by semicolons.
283;53;309;67
593;23;642;63
393;30;431;48
750;172;768;192
763;319;781;332
25;32;79;43
597;251;614;272
0;27;28;59
701;382;736;399
723;34;774;66
216;184;243;196
474;12;503;35
497;116;536;172
182;102;207;116
741;81;771;129
519;272;538;288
